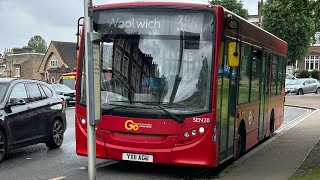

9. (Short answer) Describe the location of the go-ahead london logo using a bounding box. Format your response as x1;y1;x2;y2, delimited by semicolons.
124;120;152;131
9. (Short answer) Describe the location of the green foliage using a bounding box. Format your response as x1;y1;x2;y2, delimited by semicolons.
312;1;320;32
27;35;47;53
298;70;311;78
209;0;249;19
263;0;315;63
311;70;320;79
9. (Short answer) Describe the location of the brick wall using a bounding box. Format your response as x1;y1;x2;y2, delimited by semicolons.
5;53;44;79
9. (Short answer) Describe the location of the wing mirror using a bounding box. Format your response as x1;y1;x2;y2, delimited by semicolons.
7;98;26;108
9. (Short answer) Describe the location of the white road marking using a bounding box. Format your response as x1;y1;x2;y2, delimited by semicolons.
48;176;66;180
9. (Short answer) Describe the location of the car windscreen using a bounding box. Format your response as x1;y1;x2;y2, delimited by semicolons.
0;83;9;103
286;79;304;85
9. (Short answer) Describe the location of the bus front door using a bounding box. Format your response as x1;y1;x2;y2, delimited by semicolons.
217;40;238;163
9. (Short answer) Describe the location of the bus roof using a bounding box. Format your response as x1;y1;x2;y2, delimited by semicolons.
222;7;288;56
95;2;213;11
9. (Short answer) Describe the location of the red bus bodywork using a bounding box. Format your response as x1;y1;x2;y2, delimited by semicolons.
75;2;287;167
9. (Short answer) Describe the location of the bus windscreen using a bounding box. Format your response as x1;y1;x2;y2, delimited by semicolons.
81;9;215;115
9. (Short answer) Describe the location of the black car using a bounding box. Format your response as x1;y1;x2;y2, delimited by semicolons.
0;78;66;162
50;84;76;107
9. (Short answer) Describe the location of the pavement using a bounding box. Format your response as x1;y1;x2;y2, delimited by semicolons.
219;94;320;180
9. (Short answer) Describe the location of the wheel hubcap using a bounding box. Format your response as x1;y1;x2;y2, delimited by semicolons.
53;121;63;146
0;132;5;156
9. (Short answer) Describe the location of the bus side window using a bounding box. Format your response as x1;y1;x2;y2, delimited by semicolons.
238;43;251;104
250;49;261;102
271;55;278;97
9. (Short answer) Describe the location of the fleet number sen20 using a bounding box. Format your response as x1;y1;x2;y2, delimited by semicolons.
192;118;210;123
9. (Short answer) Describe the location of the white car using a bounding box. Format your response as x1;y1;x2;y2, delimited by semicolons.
285;73;297;85
285;78;320;95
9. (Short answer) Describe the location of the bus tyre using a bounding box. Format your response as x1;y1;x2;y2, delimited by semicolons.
270;111;275;137
0;130;7;162
45;120;64;149
235;126;246;159
297;89;303;95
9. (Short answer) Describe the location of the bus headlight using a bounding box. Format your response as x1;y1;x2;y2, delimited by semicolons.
199;127;205;134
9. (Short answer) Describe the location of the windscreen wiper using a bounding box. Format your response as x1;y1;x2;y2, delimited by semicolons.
109;101;184;123
157;105;184;123
102;103;131;114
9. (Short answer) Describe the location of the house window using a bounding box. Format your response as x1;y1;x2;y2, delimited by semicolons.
51;77;56;84
114;49;122;71
125;40;131;52
122;56;129;78
15;67;20;78
305;56;320;70
51;60;58;68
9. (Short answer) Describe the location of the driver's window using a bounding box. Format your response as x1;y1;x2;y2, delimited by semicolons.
10;83;28;100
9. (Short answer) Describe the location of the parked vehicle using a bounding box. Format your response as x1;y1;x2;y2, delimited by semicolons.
285;73;297;85
0;78;66;162
50;84;76;107
285;78;320;95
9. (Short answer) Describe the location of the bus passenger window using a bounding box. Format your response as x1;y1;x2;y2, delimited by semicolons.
238;43;251;104
250;49;261;102
271;55;278;97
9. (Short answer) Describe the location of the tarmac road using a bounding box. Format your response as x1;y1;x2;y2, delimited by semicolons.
0;106;307;180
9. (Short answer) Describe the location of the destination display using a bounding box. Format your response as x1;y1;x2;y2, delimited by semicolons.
93;10;206;36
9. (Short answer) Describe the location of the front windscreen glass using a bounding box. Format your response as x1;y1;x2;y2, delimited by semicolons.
80;9;215;114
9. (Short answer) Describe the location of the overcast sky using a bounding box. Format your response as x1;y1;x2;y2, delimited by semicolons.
0;0;259;54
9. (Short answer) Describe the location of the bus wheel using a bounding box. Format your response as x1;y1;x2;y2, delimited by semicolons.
235;125;246;159
270;111;275;137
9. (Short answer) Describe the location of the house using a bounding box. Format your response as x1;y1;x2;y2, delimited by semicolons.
38;41;77;84
3;47;44;79
294;32;320;73
0;54;5;77
248;1;264;27
296;45;320;72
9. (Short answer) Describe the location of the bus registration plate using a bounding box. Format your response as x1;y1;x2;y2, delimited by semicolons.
122;153;153;163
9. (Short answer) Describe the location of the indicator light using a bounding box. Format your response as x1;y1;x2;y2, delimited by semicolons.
183;132;190;138
191;130;197;136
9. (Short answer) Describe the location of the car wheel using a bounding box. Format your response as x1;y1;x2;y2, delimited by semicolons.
297;89;303;95
0;130;7;162
45;119;64;149
315;88;320;94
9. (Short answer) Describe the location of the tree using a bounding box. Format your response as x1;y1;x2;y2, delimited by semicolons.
312;0;320;34
263;0;315;63
27;35;47;53
210;0;249;19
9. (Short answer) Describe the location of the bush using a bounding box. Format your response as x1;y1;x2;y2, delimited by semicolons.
298;70;310;78
311;70;320;80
